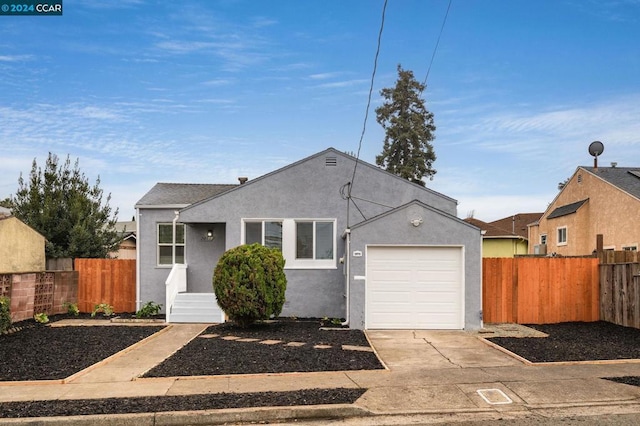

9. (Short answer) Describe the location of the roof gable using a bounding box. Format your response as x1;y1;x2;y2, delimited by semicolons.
180;147;457;213
582;166;640;200
490;213;543;238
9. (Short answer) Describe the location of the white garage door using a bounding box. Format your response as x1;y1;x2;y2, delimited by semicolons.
366;246;463;329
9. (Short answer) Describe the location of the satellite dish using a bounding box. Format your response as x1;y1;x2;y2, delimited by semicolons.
588;141;604;169
588;141;604;157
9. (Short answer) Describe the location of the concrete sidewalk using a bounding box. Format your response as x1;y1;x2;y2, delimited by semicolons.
1;323;640;425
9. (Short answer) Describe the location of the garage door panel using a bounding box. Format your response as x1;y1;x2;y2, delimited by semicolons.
367;246;463;330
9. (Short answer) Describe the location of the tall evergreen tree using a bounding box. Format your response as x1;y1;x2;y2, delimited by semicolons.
11;153;119;258
375;65;436;185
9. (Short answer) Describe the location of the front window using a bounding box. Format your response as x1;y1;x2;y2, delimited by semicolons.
245;221;282;249
158;223;185;265
296;221;334;260
557;227;567;246
243;218;336;269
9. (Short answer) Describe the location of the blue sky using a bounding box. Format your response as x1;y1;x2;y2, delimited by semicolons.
1;0;639;222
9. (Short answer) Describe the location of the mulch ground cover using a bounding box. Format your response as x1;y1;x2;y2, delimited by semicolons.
0;388;366;419
0;316;374;418
487;321;640;363
0;316;164;381
144;319;385;377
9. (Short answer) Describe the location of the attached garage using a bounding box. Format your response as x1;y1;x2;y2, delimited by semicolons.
347;200;482;330
366;246;464;329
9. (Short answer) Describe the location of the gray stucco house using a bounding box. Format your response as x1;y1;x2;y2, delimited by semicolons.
135;148;482;330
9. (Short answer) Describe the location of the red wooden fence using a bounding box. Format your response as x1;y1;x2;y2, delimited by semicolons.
483;257;599;324
75;258;136;313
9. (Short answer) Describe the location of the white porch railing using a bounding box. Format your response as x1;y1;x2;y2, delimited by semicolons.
165;263;187;323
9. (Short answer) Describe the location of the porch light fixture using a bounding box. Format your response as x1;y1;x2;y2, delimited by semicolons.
203;229;215;241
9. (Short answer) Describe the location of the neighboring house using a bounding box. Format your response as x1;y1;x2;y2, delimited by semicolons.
110;221;137;260
529;165;640;256
0;208;46;273
136;148;482;330
464;213;542;257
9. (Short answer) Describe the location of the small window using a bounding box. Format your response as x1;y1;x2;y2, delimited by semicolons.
296;221;334;260
540;234;547;245
244;221;283;250
623;245;638;251
557;227;567;246
158;223;185;265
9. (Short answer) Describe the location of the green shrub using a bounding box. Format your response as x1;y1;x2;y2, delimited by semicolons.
91;303;114;317
0;297;11;333
64;302;79;316
136;301;162;318
34;312;49;324
213;243;287;327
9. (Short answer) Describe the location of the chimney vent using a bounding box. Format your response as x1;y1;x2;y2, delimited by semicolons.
238;177;248;184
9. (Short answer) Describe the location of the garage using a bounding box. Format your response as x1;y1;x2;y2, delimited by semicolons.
366;246;464;329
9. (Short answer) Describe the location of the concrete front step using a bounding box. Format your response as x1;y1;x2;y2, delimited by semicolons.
169;293;224;323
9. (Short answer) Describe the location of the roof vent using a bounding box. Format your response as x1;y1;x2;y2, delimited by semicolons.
238;177;248;184
325;156;337;167
611;162;617;168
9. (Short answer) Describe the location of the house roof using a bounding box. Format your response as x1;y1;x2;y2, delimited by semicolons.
547;199;589;219
135;183;237;207
180;147;458;213
490;213;544;238
582;166;640;200
464;213;542;239
0;206;10;218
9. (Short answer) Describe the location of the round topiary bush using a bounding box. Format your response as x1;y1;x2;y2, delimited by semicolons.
213;243;287;327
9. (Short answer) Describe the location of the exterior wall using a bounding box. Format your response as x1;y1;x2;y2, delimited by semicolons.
137;208;177;310
531;168;640;256
482;238;528;258
164;151;457;320
348;203;482;330
186;223;226;293
0;217;45;273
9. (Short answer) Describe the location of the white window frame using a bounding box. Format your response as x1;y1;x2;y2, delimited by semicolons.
557;226;567;246
622;244;638;251
243;220;283;250
241;218;337;270
540;234;547;245
157;222;185;267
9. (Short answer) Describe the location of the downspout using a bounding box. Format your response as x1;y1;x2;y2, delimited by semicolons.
172;210;180;265
341;228;351;327
135;208;141;311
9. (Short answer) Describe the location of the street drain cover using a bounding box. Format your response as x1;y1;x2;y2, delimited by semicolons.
476;388;512;405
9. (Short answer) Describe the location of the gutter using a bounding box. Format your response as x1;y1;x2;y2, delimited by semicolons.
172;210;180;265
341;228;351;327
135;208;141;311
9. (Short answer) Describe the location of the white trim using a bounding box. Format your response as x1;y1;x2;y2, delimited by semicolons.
364;244;465;330
157;222;186;266
241;218;337;270
557;226;567;246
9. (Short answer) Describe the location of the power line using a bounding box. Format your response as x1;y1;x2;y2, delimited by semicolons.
348;0;388;198
422;0;452;88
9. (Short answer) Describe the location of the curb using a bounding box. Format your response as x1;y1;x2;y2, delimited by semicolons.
0;404;371;426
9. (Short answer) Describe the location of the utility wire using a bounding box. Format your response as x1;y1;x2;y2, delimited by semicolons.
422;0;452;88
348;0;388;197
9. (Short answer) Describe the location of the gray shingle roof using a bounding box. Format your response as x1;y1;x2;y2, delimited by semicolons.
582;166;640;200
547;199;588;219
135;183;237;207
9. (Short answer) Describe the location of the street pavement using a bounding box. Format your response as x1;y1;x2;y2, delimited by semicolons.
1;322;640;425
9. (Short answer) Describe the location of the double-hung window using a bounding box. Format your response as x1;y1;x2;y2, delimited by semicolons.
242;219;336;269
557;226;567;246
158;223;185;266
